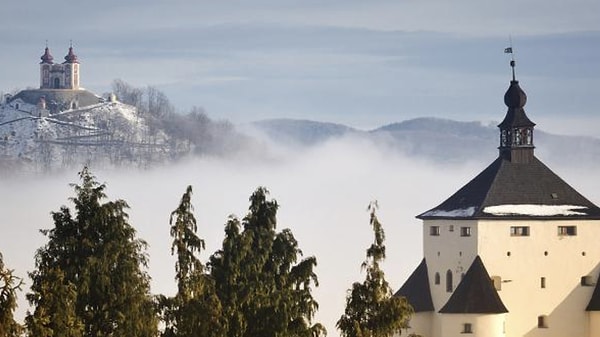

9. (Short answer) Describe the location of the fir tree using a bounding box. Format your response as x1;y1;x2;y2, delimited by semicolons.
337;202;413;337
209;187;326;337
0;252;23;337
26;167;158;337
158;186;224;337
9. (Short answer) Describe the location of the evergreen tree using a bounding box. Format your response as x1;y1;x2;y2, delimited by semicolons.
0;252;23;337
26;167;158;337
209;187;325;337
337;202;413;337
158;186;224;337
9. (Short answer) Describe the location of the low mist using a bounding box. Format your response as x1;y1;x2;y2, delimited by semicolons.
1;133;598;337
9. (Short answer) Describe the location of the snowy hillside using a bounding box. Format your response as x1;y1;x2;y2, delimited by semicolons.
0;101;174;174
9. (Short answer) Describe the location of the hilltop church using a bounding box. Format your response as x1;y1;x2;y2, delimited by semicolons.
395;60;600;337
5;44;106;114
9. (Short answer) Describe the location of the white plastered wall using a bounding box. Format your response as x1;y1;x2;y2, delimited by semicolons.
477;219;600;337
438;313;506;337
414;218;600;337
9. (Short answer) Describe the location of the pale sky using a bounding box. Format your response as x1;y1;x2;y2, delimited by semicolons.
1;1;600;335
1;0;599;134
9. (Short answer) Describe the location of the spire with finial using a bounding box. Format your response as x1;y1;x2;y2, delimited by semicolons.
40;41;54;64
497;47;536;163
64;40;79;64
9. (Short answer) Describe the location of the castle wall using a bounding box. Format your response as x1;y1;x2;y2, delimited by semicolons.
439;313;506;337
420;218;600;337
588;312;600;337
422;219;478;312
477;219;600;337
404;311;432;337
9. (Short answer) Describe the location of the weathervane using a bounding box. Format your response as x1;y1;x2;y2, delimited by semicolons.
504;36;516;81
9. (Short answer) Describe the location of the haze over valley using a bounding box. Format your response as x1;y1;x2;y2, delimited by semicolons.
1;1;600;336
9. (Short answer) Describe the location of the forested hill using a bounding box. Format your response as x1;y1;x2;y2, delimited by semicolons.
251;117;600;166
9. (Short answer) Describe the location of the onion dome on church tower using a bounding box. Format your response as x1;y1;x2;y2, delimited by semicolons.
40;46;54;64
497;60;535;163
63;46;79;64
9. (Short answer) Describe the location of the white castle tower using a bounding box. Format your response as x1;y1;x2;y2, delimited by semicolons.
395;59;600;337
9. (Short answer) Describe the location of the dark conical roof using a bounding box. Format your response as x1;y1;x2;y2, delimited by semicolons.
40;47;54;64
64;46;79;63
439;256;508;314
394;259;434;312
418;156;600;220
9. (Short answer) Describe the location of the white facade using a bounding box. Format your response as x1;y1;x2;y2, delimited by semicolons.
39;46;80;90
40;61;80;90
413;218;600;337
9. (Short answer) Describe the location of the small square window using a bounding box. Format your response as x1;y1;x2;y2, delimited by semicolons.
460;227;471;237
510;226;530;236
538;315;548;328
558;226;577;236
491;276;502;291
430;226;440;236
582;276;595;287
462;323;473;334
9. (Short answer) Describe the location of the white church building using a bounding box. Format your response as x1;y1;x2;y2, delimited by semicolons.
396;60;600;337
5;44;105;114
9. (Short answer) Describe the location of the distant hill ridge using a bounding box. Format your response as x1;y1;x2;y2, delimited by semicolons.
251;117;600;166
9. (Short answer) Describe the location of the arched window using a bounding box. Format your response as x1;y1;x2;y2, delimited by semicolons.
434;272;440;285
53;78;60;89
446;270;453;292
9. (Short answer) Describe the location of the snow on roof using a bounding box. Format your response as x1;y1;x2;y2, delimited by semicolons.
420;206;476;218
483;204;588;216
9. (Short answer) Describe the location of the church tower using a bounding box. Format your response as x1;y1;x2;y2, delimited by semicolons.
396;57;600;337
39;45;54;89
62;45;80;90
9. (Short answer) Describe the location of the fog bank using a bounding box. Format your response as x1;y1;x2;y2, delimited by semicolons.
1;134;598;336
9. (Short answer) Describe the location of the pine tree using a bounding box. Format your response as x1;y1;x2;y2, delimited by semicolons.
158;186;224;337
0;252;23;337
209;187;325;337
26;167;158;337
337;202;413;337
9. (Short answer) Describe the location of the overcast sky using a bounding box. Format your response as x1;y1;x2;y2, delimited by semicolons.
1;0;599;135
1;1;600;335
